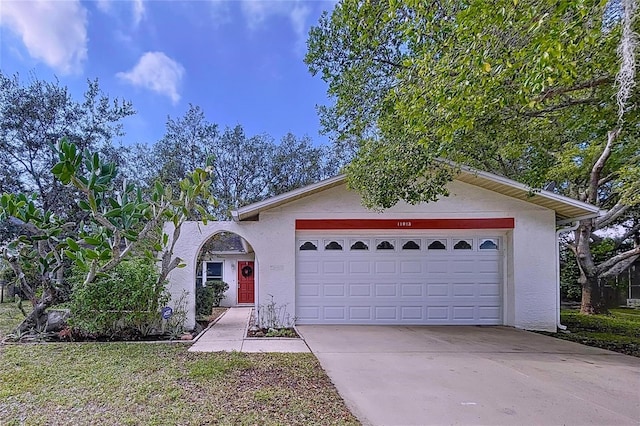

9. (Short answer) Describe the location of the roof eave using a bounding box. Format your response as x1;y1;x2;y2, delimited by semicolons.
231;165;600;223
234;174;346;221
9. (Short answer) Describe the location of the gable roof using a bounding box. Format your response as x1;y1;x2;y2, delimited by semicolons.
232;168;600;223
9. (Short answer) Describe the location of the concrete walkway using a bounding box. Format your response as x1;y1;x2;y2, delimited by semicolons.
188;307;310;353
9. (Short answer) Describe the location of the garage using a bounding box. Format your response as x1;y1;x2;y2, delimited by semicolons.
295;231;504;325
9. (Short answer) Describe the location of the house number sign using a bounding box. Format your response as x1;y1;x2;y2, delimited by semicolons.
161;306;173;320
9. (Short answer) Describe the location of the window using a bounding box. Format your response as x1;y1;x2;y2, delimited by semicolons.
299;241;318;251
350;240;369;250
376;240;395;250
427;240;447;250
202;261;223;286
325;241;343;250
402;240;420;250
479;239;499;250
454;239;473;250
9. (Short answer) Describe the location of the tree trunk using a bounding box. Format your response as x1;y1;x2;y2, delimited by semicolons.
15;287;57;334
575;218;608;314
579;273;605;314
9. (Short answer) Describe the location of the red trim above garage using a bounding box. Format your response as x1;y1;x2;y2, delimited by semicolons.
295;218;515;230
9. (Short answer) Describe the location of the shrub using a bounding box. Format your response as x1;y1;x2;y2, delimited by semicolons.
68;259;169;338
196;280;229;316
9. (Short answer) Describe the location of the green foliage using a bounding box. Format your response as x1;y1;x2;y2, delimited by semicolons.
307;0;640;312
306;0;638;206
561;237;634;302
165;290;189;339
265;328;297;338
68;259;169;337
0;301;24;340
127;105;339;219
1;136;215;335
560;254;582;302
561;309;640;338
0;71;134;216
555;308;640;356
196;280;229;316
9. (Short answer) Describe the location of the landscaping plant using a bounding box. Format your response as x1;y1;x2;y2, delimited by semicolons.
196;280;229;316
68;258;169;338
0;138;214;338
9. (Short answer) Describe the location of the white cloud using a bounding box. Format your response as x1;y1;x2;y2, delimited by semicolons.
96;0;145;26
116;52;185;104
96;0;111;13
208;0;232;28
0;0;88;74
240;0;311;43
132;0;145;26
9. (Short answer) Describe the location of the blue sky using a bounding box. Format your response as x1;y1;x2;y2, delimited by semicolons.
0;0;336;146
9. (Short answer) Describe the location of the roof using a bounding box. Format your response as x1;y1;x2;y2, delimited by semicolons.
232;167;600;223
201;232;247;253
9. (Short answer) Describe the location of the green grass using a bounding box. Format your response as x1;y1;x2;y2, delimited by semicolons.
0;304;359;425
0;302;24;340
554;308;640;357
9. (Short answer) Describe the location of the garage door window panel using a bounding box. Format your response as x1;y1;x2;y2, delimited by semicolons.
350;240;369;250
453;239;474;250
427;239;447;250
376;239;396;250
479;238;499;250
299;240;318;251
324;240;344;250
402;239;421;250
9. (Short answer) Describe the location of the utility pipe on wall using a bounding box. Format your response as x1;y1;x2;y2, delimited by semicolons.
556;221;580;330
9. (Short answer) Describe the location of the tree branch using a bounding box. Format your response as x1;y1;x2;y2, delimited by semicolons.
599;254;639;279
612;222;640;249
596;245;640;275
595;201;628;229
536;76;612;102
588;128;620;205
522;97;599;117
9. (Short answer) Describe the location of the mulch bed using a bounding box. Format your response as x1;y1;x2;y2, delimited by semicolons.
246;309;300;338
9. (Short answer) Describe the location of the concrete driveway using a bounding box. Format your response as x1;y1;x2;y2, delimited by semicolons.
297;325;640;426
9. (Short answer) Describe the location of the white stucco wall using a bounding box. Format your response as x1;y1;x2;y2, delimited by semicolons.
166;180;558;331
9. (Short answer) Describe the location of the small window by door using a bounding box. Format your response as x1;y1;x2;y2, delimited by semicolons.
202;261;223;286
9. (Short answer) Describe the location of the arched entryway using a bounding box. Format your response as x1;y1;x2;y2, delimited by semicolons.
195;231;256;307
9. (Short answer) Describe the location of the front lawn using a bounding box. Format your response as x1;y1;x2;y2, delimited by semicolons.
0;304;358;425
0;302;23;340
552;308;640;357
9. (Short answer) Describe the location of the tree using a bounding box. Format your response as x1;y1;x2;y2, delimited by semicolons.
0;72;135;216
306;0;640;314
268;133;339;195
135;105;338;218
0;139;214;335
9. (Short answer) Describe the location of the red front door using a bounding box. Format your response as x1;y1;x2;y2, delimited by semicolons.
237;261;255;304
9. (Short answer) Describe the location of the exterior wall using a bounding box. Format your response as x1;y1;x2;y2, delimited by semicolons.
511;209;557;331
167;180;559;331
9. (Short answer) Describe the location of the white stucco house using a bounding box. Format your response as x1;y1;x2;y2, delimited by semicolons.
166;166;599;332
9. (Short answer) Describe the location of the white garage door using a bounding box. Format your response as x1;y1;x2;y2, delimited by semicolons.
295;234;503;325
